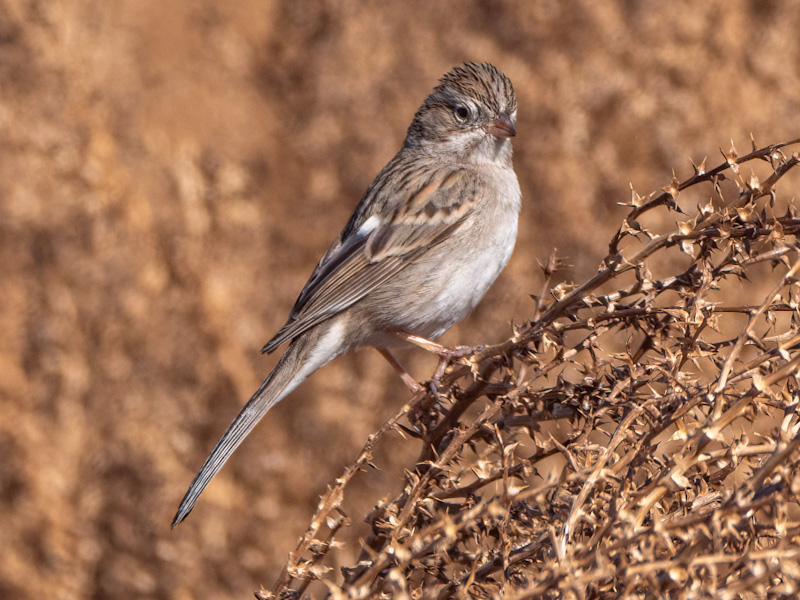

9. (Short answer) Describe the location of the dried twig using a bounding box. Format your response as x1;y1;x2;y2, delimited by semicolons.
260;138;800;600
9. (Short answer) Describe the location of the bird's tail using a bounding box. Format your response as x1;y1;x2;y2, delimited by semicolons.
171;324;341;527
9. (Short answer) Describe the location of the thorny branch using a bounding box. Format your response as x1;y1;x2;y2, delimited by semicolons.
261;138;800;600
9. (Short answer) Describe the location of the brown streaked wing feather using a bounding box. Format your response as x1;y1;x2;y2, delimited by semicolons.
262;167;478;353
365;168;477;260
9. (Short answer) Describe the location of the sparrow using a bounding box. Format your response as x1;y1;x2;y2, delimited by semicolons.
172;62;520;526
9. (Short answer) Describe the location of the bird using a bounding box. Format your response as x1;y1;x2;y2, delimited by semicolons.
172;62;520;526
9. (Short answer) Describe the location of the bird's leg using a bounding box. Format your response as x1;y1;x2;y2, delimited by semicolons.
396;332;482;361
394;331;484;391
376;348;422;393
395;333;449;355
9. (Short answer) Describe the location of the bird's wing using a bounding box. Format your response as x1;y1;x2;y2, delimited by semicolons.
262;167;479;353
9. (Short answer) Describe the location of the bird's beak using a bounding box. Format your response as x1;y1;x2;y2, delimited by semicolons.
486;113;516;138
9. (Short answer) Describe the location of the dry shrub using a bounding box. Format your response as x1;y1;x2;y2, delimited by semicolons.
261;138;800;599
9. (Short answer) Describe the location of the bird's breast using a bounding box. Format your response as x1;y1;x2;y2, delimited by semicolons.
391;171;520;339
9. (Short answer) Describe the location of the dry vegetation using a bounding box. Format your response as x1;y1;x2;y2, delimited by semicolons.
264;139;800;598
3;1;800;599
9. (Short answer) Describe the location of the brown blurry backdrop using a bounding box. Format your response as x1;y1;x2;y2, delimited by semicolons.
1;1;799;598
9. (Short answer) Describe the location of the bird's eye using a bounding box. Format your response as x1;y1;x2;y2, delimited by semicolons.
453;105;470;123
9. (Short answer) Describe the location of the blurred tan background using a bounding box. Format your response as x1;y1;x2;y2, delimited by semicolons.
1;1;799;598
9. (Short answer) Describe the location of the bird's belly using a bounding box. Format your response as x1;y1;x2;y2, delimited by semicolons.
417;227;516;338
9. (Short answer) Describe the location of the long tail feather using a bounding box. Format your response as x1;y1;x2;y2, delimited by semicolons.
172;326;339;527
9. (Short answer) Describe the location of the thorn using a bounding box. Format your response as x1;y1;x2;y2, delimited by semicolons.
677;219;693;235
662;175;680;203
721;145;740;174
629;184;644;207
748;171;761;192
690;156;707;177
